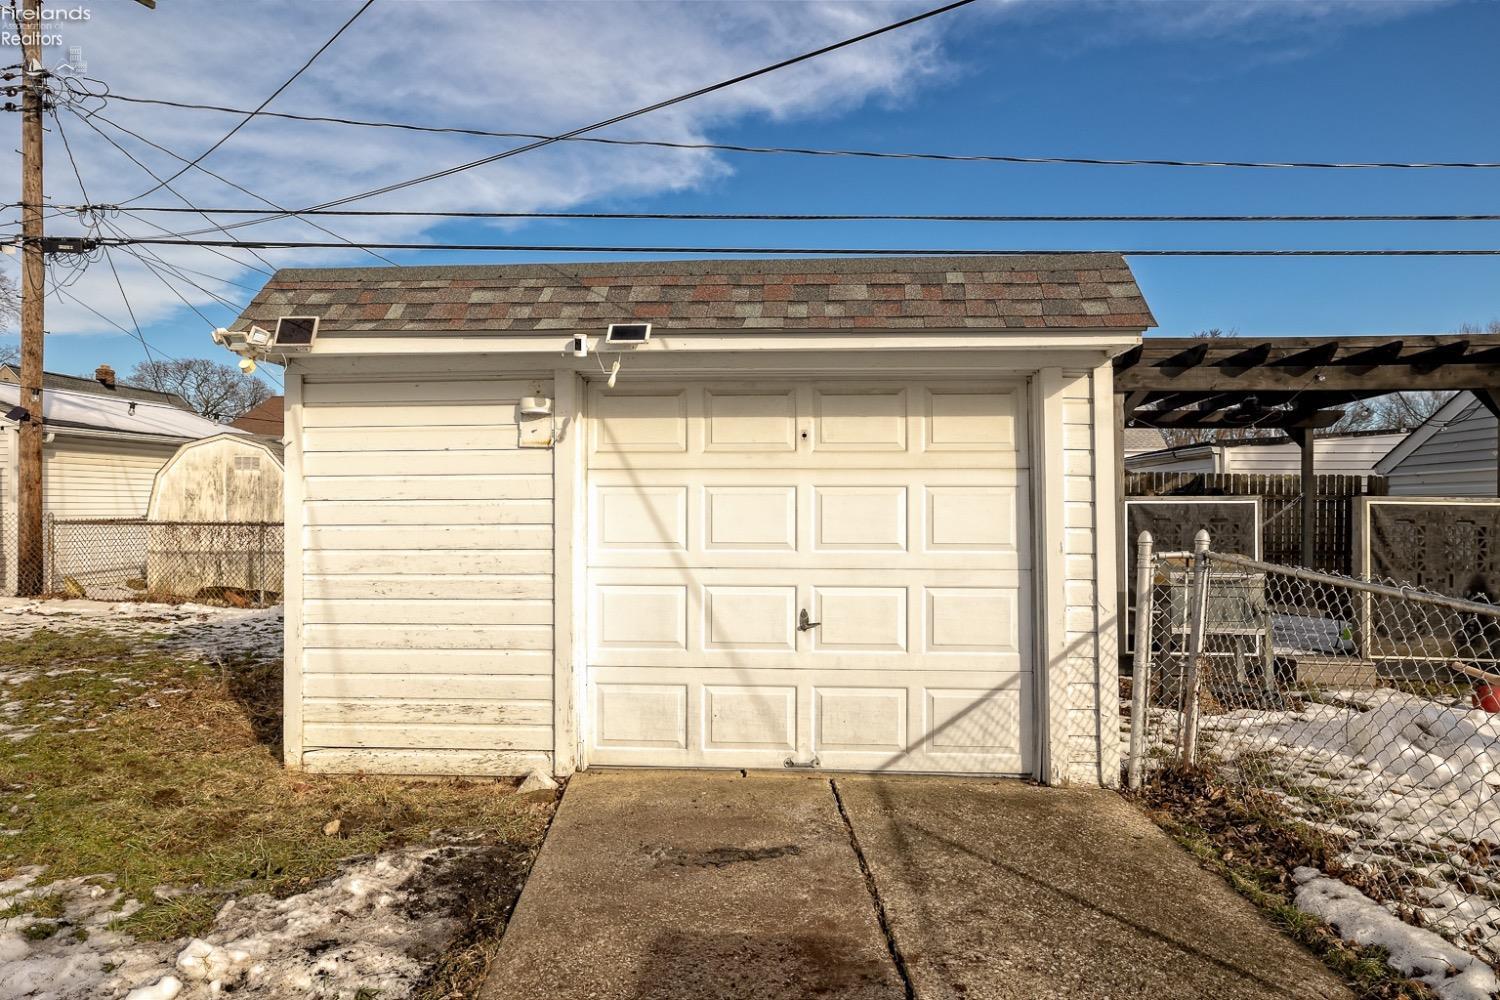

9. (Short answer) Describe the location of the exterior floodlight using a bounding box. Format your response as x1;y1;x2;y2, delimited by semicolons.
211;327;229;346
246;325;272;349
238;357;258;375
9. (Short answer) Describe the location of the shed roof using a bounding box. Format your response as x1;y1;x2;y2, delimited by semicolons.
232;255;1155;334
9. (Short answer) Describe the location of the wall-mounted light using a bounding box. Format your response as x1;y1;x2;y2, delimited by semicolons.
520;396;553;417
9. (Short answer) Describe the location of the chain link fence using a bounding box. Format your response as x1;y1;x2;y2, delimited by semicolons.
26;517;284;607
1126;530;1500;969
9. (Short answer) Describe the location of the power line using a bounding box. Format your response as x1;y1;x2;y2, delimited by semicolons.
62;109;279;275
61;237;1500;256
82;89;1500;172
69;206;1500;224
118;0;376;205
144;0;981;240
47;107;165;376
76;108;398;266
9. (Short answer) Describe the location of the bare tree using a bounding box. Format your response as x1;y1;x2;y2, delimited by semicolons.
0;272;18;332
0;343;16;367
128;358;273;421
1347;321;1500;433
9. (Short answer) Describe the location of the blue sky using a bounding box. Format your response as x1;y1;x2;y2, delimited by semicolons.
4;0;1498;386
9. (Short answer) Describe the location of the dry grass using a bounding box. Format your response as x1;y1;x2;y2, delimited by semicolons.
0;629;555;958
1136;766;1436;1000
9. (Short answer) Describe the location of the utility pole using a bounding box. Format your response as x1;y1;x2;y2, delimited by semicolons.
16;0;44;595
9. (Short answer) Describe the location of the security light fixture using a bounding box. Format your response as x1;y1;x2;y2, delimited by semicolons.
246;325;272;349
239;357;258;375
605;322;651;346
273;316;319;352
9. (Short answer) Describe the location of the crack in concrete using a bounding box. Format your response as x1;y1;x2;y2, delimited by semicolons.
831;778;916;1000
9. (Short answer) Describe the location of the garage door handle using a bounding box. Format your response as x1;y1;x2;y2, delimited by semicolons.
798;610;821;632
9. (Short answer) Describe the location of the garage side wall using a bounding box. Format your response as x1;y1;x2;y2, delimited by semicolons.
290;369;556;776
1038;366;1117;786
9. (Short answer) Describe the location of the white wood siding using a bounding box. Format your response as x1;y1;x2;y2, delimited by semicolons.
42;436;180;519
1061;372;1101;780
1385;398;1497;496
1223;434;1406;476
295;373;556;776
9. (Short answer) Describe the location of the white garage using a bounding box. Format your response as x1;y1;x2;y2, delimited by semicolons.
232;255;1154;786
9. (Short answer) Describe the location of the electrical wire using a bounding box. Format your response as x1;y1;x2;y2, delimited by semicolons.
117;0;376;205
76;108;398;267
141;0;981;240
48;106;166;378
63;237;1500;256
61;109;278;275
67;207;1500;224
80;88;1500;172
44;117;283;392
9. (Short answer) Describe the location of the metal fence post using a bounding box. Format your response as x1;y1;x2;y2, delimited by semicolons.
43;511;53;594
1127;530;1156;791
1180;528;1211;765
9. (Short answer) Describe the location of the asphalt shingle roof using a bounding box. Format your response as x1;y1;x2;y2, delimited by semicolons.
233;255;1155;334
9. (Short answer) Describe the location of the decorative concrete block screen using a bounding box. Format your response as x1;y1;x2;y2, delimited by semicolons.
1354;497;1500;663
1124;497;1261;654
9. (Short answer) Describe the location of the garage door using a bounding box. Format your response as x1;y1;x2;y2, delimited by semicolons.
584;379;1032;774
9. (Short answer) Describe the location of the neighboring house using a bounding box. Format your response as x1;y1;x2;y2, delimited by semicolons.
1126;429;1408;480
1121;426;1167;459
1376;391;1496;496
0;380;236;593
0;363;195;412
230;395;284;438
232;254;1156;787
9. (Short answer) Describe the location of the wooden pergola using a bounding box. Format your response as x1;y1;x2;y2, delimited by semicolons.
1114;333;1500;566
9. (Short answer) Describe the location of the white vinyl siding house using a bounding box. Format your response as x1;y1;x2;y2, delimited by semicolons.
1127;431;1407;480
241;256;1153;787
1376;392;1496;496
0;381;236;594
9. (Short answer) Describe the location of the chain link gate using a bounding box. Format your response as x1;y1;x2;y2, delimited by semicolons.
1125;529;1500;970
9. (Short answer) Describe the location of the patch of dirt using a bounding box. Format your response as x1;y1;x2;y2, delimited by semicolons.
645;844;803;868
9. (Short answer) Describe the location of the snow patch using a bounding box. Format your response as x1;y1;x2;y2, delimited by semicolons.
0;848;473;999
1293;867;1500;1000
1192;688;1500;962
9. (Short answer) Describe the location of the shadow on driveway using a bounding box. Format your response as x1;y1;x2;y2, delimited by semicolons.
480;771;1350;1000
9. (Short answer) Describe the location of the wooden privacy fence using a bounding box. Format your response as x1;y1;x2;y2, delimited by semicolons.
1125;471;1388;574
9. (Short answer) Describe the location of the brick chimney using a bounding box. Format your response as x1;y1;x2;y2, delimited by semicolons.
95;364;115;388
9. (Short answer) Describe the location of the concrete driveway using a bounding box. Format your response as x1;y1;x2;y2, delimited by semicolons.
481;772;1350;1000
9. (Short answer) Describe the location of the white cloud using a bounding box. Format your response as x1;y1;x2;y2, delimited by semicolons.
0;0;1450;342
0;0;964;338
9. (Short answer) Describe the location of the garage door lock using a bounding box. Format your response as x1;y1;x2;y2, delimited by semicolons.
797;610;821;632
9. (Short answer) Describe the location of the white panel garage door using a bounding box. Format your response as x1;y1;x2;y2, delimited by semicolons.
585;379;1032;774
